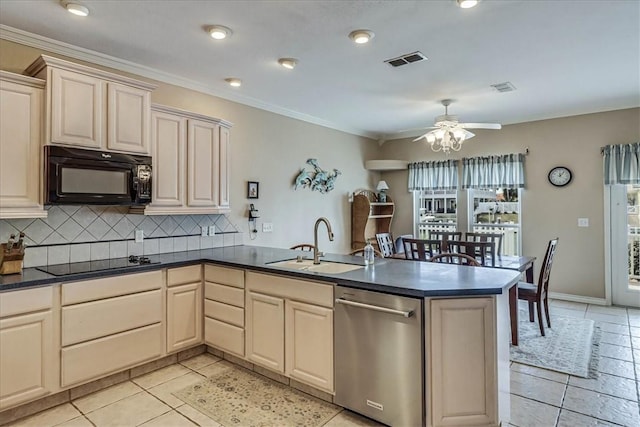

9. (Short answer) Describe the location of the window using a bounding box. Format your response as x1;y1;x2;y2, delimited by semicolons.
414;190;458;238
468;188;521;256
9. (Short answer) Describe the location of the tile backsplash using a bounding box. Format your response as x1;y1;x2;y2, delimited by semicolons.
0;206;242;268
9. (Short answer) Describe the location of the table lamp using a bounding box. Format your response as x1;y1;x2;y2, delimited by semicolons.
376;180;389;202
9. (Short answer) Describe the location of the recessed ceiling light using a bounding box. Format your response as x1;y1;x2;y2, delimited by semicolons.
225;78;242;87
207;25;233;40
278;58;298;70
348;30;374;44
457;0;479;9
63;2;89;16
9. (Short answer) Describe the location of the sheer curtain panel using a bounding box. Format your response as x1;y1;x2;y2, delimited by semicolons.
408;160;459;191
603;143;640;185
462;153;526;189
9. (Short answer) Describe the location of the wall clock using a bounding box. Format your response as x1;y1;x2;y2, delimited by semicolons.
548;166;572;187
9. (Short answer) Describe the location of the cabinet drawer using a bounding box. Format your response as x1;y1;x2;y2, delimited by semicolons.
204;264;244;288
61;323;162;387
62;289;162;346
62;271;162;305
204;317;244;356
167;265;201;287
204;299;244;327
204;282;244;307
245;272;333;308
0;286;53;318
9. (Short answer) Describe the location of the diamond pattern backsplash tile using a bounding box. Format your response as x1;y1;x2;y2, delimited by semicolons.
1;205;241;267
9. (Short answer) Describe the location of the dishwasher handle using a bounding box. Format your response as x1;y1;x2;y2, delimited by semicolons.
335;298;414;318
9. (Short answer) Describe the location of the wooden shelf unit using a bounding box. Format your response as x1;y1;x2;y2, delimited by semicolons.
351;190;395;251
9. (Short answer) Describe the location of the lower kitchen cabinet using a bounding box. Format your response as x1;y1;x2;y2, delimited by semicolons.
166;265;203;353
246;291;285;372
0;287;58;410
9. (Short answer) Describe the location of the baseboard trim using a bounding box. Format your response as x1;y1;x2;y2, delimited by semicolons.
549;292;608;306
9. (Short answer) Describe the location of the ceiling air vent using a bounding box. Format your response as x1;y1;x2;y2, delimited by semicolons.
491;82;517;93
384;51;428;68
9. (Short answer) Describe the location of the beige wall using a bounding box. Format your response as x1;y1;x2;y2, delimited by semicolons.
0;40;379;254
376;108;640;299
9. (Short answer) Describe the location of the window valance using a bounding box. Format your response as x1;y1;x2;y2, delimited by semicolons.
603;143;640;185
462;153;526;189
407;160;458;191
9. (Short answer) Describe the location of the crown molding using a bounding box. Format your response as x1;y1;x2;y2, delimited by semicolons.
0;25;377;140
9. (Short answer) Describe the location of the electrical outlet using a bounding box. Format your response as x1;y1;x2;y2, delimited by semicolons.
578;218;589;227
262;222;273;233
135;229;144;243
201;226;208;236
208;225;216;236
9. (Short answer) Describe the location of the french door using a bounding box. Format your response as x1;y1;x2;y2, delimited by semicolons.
607;184;640;308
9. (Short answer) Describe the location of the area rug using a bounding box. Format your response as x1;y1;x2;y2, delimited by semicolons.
173;366;340;427
510;310;601;378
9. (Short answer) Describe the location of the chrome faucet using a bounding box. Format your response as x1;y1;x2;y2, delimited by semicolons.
313;217;334;264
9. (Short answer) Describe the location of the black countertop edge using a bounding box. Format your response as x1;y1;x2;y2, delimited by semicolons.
0;245;521;298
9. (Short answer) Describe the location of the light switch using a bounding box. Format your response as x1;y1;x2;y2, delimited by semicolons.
209;225;216;236
262;223;273;233
201;226;208;236
135;229;144;242
578;218;589;227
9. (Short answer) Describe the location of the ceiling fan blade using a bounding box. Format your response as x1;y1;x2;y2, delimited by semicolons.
459;122;502;130
412;134;427;142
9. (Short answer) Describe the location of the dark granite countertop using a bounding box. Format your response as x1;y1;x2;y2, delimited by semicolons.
0;245;521;298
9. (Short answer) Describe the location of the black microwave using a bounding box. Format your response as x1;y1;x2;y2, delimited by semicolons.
44;146;152;206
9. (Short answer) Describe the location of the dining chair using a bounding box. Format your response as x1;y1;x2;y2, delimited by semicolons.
465;231;504;257
402;238;442;261
518;238;559;336
447;240;495;266
290;243;314;251
349;247;384;258
428;230;462;251
375;232;395;258
394;234;413;255
429;253;480;266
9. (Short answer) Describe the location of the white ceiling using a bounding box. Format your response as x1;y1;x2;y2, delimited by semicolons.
1;0;638;140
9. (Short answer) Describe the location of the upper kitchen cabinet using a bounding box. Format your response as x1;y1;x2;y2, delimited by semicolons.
25;55;156;155
0;71;47;219
145;104;232;215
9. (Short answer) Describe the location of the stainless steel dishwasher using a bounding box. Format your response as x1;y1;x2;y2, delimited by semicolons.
334;286;423;427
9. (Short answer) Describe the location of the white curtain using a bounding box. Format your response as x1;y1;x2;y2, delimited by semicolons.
603;143;640;185
462;153;526;189
407;160;458;191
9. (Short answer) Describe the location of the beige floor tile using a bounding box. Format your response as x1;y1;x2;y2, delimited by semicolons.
510;371;566;406
549;306;586;319
599;343;634;362
601;331;632;347
139;410;197;426
56;415;94;427
323;410;384;426
147;372;206;408
6;403;81;427
568;372;638;401
84;391;171;426
633;347;640;360
597;356;636;379
586;312;629;326
557;409;620;426
132;364;192;389
598;322;631;335
632;335;640;348
549;300;588;311
72;380;143;414
562;385;640;426
174;404;222;427
631;326;640;337
509;394;560;427
635;363;640;379
629;317;640;328
510;362;568;384
193;359;234;377
179;353;221;371
587;305;629;317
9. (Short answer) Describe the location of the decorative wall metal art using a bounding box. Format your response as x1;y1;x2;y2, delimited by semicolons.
293;159;341;194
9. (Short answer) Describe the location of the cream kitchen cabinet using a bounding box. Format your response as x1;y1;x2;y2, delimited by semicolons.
245;271;334;393
0;71;47;219
0;286;59;410
25;55;155;154
166;265;203;353
204;264;245;356
145;105;232;215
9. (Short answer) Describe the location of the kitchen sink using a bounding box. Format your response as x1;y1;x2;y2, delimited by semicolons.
267;259;363;274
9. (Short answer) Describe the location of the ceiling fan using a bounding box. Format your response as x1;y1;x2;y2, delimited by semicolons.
413;99;502;153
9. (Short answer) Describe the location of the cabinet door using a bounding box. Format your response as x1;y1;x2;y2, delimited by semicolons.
187;119;219;207
0;310;54;409
107;82;150;154
150;111;186;207
285;301;334;392
430;297;497;427
167;282;203;353
246;291;284;372
218;126;230;208
0;79;45;218
50;68;103;148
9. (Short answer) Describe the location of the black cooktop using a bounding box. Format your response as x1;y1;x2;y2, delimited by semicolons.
36;255;160;276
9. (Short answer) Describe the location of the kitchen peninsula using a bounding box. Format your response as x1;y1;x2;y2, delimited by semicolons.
0;245;519;427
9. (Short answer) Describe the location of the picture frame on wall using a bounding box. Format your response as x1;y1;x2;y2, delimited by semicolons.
248;181;259;199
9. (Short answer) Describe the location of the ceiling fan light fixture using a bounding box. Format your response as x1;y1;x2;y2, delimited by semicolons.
349;30;374;44
207;25;232;40
225;78;242;87
457;0;479;9
63;2;89;16
278;58;298;70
